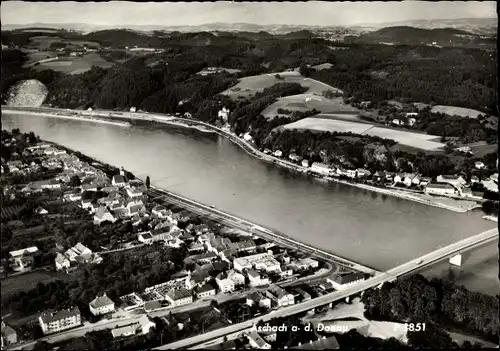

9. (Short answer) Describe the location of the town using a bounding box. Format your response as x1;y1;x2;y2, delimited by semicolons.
0;129;368;350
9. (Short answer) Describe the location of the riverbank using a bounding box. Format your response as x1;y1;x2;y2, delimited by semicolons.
2;108;131;127
2;106;485;214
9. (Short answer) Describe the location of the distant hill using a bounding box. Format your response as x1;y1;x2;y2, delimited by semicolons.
346;26;496;49
361;18;497;36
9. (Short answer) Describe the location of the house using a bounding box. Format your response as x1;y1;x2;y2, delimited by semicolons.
246;330;271;349
218;107;230;121
424;183;456;196
94;206;117;224
289;153;301;162
474;161;485;169
81;184;98;192
403;173;417;187
89;293;115;316
406;112;418;117
215;271;236;293
9;246;38;272
137;232;155;244
301;159;309;168
227;270;245;286
419;177;431;186
393;174;404;184
407;117;417;126
188;241;205;253
470;175;480;183
392;119;402;125
345;169;356;178
34;206;49;215
246;292;271;309
273;150;283;157
243;133;253;142
191;252;218;265
436;175;466;189
356;169;371;178
165;288;193;307
64;243;102;265
311;162;332;176
55;252;71;271
112;175;127;187
195;283;217;298
1;322;17;346
111;316;155;339
126;186;143;198
39;307;81;335
247;269;270;287
267;284;294;307
185;270;211;289
335;167;348;177
292;258;319;271
81;199;93;210
327;273;365;290
263;148;272;154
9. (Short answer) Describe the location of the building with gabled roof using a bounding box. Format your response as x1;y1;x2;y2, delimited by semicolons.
94;206;116;224
89;293;115;316
39;307;81;335
165;288;193;307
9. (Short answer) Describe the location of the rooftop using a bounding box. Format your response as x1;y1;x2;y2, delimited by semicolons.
90;294;114;309
40;307;80;324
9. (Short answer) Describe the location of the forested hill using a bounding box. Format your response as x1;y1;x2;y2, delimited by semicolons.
346;26;496;48
1;27;497;116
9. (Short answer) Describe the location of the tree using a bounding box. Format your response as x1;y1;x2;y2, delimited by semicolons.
145;176;150;189
299;63;310;77
69;175;81;187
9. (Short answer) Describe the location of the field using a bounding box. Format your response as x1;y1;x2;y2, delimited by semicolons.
1;271;76;300
23;51;59;65
32;53;114;75
222;71;357;119
221;71;341;99
281;117;446;151
430;105;485;119
28;36;101;50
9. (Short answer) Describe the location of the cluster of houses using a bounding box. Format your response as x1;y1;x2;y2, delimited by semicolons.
262;149;498;198
55;242;103;272
8;246;39;272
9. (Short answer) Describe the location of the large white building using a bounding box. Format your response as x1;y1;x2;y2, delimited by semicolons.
424;183;456;196
39;307;81;335
233;253;281;273
89;293;115;316
327;273;365;290
310;162;332;176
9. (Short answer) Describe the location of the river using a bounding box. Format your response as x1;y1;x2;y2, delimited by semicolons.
2;113;497;295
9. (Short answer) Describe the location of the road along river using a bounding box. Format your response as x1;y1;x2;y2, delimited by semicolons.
2;112;495;276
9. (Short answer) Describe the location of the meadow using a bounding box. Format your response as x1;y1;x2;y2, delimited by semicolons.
222;71;357;119
282;117;446;151
430;105;485;119
33;53;114;75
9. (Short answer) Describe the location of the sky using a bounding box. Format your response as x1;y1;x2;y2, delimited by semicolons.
1;1;497;27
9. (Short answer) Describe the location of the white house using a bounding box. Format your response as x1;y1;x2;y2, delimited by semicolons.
215;271;236;293
436;175;467;189
425;183;456;196
218;107;230;121
247;269;270;287
311;162;332;176
346;169;356;178
195;283;217;298
94;206;116;224
267;284;294;307
273;150;283;157
89;293;115;316
301;159;309;168
39;307;81;335
55;252;71;271
474;161;485;169
327;273;365;290
111;175;127;187
126;186;143;198
9;247;38;272
165;288;193;307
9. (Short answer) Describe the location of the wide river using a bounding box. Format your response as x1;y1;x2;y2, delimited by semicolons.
3;113;498;295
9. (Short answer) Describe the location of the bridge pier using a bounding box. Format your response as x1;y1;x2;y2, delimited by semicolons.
449;254;463;267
